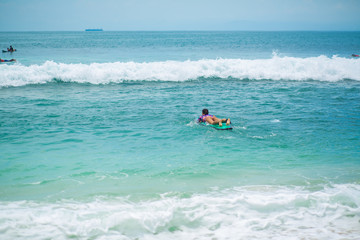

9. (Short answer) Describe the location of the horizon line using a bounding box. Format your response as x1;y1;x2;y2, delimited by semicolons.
1;29;360;32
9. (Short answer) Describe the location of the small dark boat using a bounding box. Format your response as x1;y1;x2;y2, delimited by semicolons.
85;29;103;32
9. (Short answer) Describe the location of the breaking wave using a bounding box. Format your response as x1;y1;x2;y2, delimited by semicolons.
1;56;359;87
0;184;359;239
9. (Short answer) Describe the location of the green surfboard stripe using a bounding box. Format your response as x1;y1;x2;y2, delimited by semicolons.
199;122;233;130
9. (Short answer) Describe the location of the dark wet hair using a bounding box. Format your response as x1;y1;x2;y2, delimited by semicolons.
202;109;209;115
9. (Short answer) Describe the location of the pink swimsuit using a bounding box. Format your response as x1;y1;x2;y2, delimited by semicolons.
198;114;213;122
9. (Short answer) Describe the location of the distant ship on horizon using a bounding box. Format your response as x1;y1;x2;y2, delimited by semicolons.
85;29;103;32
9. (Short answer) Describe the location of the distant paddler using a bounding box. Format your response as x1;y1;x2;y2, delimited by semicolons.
351;54;359;58
0;58;16;62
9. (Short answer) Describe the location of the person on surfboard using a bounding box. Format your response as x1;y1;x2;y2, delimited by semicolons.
198;109;230;127
5;46;16;52
0;58;16;62
2;46;16;53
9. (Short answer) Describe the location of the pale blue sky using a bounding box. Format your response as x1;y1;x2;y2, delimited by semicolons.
0;0;359;31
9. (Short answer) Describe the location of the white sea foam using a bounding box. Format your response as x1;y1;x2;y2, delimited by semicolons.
0;56;359;87
0;184;359;240
271;119;281;123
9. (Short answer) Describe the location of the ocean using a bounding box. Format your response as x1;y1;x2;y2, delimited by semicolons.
1;31;360;239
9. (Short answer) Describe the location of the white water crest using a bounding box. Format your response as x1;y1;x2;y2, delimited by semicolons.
0;56;360;87
1;184;359;240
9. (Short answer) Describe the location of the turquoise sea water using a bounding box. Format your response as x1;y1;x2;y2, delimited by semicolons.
1;31;360;239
